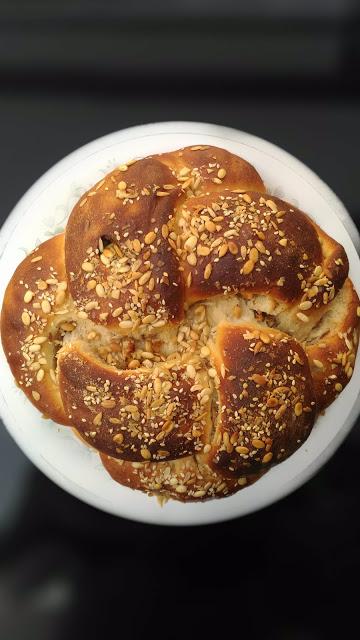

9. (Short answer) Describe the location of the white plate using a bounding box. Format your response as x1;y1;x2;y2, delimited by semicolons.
0;121;359;526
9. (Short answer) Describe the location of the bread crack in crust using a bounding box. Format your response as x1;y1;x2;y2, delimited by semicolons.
1;145;359;502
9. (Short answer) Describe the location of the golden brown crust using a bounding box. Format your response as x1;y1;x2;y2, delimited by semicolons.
1;235;70;425
64;146;264;336
154;144;265;196
174;190;347;308
209;322;316;476
305;278;359;411
58;343;212;461
1;144;359;504
65;158;185;332
100;452;264;502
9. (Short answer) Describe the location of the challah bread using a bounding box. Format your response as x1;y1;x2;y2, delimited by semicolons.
154;144;264;195
1;144;359;503
1;235;70;425
305;278;359;411
65;145;264;332
101;452;264;502
58;344;212;461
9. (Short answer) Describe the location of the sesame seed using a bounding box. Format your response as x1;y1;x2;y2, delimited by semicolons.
249;247;259;263
41;299;51;314
294;402;303;416
118;320;133;329
236;446;249;454
96;283;105;297
204;263;212;280
144;231;156;245
243;259;254;275
313;359;324;369
32;390;40;401
36;369;45;382
21;311;31;326
186;364;196;378
101;399;116;409
160;224;169;240
85;301;98;311
184;235;198;251
255;240;266;253
198;245;211;256
81;261;94;272
23;290;34;303
299;300;312;311
86;279;97;290
218;243;228;258
133;238;141;253
296;312;309;323
205;220;216;233
175;484;187;494
275;404;287;420
266;199;277;212
252;439;265;449
138;271;151;286
141;448;151;460
154;378;162;394
252;374;267;385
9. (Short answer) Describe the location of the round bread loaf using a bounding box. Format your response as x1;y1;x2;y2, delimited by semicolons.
1;145;359;502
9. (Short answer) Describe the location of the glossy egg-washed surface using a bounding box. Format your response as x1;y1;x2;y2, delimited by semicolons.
1;145;359;502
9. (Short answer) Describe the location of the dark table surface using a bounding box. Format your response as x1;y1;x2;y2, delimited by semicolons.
1;4;360;639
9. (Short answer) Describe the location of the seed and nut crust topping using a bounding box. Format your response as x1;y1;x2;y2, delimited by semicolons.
1;145;359;502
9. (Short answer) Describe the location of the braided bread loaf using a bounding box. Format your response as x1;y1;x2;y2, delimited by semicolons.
1;145;359;502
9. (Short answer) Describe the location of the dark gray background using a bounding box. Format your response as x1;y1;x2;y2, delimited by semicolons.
0;2;359;639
